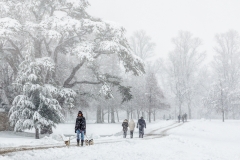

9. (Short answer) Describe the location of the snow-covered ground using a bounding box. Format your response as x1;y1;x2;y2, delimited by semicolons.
0;120;240;160
0;120;174;148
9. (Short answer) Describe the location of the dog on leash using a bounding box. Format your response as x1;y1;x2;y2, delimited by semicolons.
64;137;70;147
89;139;94;145
85;138;94;146
85;139;89;146
61;134;75;147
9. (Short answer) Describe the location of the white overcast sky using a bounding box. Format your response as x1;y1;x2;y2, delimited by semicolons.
87;0;240;60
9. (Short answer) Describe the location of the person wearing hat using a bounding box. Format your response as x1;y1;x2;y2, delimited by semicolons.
122;119;129;138
137;116;146;138
75;111;86;146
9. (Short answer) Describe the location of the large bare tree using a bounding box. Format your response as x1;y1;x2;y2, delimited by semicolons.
167;31;205;118
130;30;156;61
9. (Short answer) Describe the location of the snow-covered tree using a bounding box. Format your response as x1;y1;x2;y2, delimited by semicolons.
145;71;166;122
204;30;240;121
0;0;144;96
130;30;156;61
8;57;75;138
0;0;145;128
167;31;204;118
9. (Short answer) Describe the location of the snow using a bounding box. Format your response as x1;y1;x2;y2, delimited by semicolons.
0;120;240;160
0;120;173;148
0;132;61;148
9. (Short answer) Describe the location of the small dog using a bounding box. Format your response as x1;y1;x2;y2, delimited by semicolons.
85;139;94;146
85;139;89;146
64;137;70;147
61;134;71;147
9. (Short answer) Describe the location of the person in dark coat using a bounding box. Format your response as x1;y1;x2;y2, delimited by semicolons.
137;117;146;138
122;119;128;138
178;114;181;123
75;111;86;146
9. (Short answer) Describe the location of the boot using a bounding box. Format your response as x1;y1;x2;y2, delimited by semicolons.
81;140;84;146
77;139;79;146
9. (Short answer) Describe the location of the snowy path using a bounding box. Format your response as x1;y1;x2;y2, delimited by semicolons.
0;121;182;155
1;120;240;160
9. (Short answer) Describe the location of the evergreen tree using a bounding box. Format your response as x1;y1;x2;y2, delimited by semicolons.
9;57;75;138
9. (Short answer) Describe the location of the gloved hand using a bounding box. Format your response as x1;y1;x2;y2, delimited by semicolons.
75;129;77;133
84;130;86;135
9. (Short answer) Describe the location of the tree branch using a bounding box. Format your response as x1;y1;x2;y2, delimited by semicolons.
63;59;86;87
43;38;52;57
65;80;102;88
7;40;24;60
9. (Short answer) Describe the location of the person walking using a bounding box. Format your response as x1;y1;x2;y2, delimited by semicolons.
128;119;135;138
122;119;128;138
178;114;181;123
75;111;86;146
184;113;188;121
137;117;146;138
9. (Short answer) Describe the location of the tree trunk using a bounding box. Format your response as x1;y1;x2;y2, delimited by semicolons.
108;106;110;123
96;107;102;123
142;112;145;118
130;111;133;119
222;110;225;122
225;108;229;119
179;103;182;117
153;111;156;121
232;107;235;119
35;128;40;139
127;110;130;120
102;109;104;123
116;109;119;122
133;111;136;119
111;107;115;123
148;111;151;123
34;39;42;58
137;110;140;120
188;102;191;119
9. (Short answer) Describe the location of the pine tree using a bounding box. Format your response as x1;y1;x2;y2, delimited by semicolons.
8;57;75;138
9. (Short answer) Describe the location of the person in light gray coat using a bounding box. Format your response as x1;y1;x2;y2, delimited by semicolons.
128;119;135;138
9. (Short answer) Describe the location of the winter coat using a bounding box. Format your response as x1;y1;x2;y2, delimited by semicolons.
128;119;135;131
137;118;146;129
75;116;86;133
122;119;128;132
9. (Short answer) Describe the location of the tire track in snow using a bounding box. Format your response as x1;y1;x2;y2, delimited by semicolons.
144;122;186;139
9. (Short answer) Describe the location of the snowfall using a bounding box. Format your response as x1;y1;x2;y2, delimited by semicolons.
0;119;239;160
